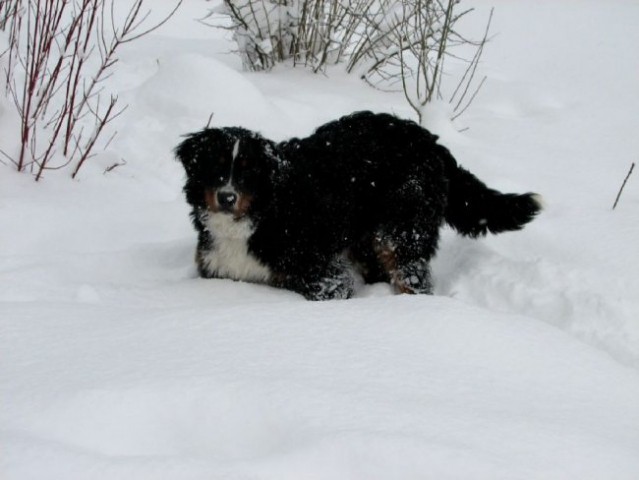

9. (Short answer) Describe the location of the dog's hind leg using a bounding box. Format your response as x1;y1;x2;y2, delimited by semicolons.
368;168;446;295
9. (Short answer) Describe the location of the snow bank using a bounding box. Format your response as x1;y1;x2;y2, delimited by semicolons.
3;297;639;479
1;0;639;478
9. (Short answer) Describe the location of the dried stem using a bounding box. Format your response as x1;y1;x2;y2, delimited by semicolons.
612;162;635;210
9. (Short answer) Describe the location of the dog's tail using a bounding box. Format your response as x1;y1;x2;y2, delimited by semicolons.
439;146;543;237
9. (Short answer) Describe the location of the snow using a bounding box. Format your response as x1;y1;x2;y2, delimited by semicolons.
2;0;639;478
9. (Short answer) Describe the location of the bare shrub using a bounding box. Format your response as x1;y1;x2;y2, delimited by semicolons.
210;0;360;72
346;0;493;124
397;1;492;123
0;0;182;181
215;0;492;122
212;0;293;71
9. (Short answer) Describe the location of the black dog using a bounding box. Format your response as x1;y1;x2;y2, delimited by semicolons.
175;111;541;300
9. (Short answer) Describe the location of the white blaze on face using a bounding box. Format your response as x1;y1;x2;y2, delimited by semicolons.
232;139;240;161
220;139;241;195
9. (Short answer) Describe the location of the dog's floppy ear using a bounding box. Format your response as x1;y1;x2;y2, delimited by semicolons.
174;131;205;179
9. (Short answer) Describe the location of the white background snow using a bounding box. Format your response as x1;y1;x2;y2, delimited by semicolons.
2;1;639;478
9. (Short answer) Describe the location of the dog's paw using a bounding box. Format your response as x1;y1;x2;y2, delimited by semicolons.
283;258;355;301
392;259;433;295
302;274;355;301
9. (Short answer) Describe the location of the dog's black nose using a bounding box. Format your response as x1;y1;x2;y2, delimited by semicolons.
217;191;237;210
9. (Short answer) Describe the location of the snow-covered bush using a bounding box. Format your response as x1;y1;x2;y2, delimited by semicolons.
0;0;182;181
216;0;492;122
214;0;356;72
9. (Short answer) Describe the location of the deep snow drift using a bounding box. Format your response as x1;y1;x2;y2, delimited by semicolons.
1;1;639;479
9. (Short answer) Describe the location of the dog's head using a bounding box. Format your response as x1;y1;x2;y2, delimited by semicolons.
175;127;277;220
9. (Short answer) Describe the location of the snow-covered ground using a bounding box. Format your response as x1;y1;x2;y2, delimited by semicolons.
2;1;639;478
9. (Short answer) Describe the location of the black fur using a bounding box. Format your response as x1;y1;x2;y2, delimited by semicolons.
175;111;541;300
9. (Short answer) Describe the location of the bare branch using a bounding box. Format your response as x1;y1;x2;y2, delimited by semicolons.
612;162;635;210
205;112;215;129
103;157;126;174
121;0;182;43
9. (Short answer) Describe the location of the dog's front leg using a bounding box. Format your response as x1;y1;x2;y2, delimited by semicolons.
272;257;355;301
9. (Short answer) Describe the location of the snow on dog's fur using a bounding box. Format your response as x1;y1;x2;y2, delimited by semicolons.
175;111;542;300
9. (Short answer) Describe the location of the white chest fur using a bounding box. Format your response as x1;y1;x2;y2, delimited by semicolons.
200;212;271;283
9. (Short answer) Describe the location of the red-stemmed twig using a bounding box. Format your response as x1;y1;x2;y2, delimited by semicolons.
1;0;182;181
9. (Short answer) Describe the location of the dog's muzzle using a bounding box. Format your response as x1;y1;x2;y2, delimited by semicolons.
217;191;237;212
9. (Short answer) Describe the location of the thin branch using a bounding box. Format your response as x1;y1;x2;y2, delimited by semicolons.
612;162;635;210
205;112;214;129
451;74;486;121
103;157;126;174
